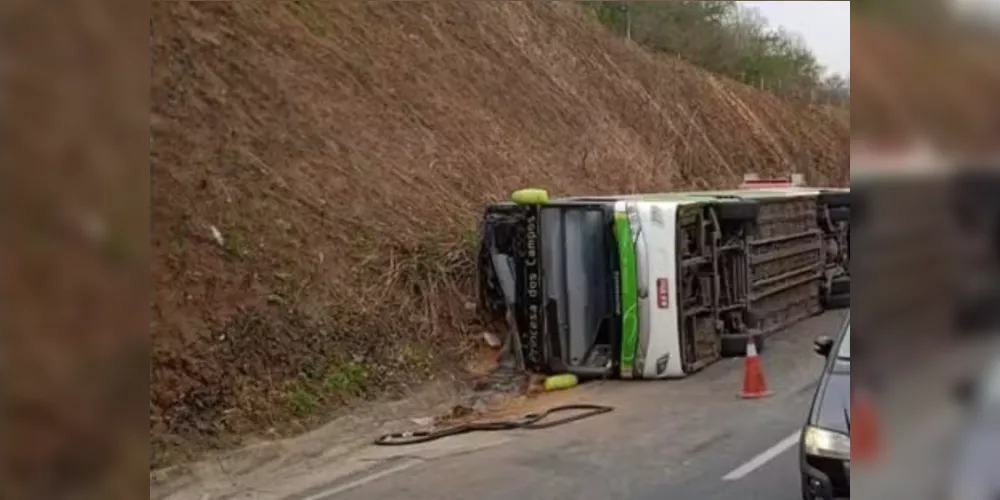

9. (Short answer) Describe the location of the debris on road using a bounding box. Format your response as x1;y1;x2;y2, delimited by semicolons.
482;332;502;349
373;404;615;446
543;374;579;392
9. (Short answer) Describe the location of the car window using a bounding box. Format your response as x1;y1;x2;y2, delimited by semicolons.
836;325;850;360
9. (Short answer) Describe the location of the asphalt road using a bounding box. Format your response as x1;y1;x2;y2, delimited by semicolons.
303;390;815;500
285;311;849;500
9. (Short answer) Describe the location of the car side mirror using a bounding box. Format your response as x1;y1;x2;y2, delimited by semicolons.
953;376;978;406
814;336;835;358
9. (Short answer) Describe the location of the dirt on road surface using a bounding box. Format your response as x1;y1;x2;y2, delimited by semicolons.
152;311;849;500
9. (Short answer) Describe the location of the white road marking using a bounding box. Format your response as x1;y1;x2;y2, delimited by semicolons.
722;431;801;481
301;458;422;500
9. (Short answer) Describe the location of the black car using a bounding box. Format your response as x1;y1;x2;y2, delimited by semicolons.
800;319;851;500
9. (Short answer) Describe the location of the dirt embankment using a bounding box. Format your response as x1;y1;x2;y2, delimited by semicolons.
151;0;848;465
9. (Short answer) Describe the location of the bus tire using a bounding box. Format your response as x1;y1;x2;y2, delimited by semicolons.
715;200;759;223
829;277;850;296
827;206;850;223
823;293;850;310
818;191;850;208
720;333;765;358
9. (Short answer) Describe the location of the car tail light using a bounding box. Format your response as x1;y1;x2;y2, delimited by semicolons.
656;279;669;309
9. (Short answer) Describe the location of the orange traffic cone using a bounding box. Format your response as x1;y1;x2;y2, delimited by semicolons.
741;337;770;399
851;389;880;462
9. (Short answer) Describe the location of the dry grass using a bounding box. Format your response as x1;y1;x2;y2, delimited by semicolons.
150;0;848;466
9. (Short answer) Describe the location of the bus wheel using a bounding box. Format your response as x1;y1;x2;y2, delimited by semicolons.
818;190;850;207
827;206;850;223
823;293;850;310
821;277;850;309
829;277;850;296
720;333;765;358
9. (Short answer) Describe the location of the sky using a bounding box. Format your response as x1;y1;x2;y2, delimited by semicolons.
740;1;851;79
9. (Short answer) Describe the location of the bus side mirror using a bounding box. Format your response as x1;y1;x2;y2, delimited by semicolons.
814;336;835;358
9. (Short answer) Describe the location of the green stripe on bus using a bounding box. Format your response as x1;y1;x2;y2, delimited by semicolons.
615;212;638;376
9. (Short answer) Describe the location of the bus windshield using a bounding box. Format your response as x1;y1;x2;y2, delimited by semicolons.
538;205;619;372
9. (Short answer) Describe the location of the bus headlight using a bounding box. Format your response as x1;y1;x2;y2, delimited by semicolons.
803;426;850;460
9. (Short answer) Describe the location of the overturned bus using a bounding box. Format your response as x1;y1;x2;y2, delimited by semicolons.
477;176;850;379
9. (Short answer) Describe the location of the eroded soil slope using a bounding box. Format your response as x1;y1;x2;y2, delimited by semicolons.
151;0;848;464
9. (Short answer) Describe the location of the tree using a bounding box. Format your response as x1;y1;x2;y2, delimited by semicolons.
584;1;837;103
818;73;850;105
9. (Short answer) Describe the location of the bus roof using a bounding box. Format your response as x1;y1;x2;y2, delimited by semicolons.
557;187;833;204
